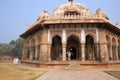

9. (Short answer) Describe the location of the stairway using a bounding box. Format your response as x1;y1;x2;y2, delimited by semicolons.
66;61;85;70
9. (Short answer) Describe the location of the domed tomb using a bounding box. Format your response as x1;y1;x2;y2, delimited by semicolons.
20;0;120;68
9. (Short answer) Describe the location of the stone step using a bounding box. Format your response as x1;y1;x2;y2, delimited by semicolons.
67;61;85;70
67;65;85;70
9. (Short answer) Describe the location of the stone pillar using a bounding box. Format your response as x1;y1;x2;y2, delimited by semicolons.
62;29;66;61
48;29;50;42
47;29;51;61
96;29;99;43
30;47;33;60
81;29;85;43
62;43;66;61
22;48;26;60
106;45;109;61
109;45;112;60
35;45;39;60
116;46;119;60
48;43;51;61
95;43;100;61
99;43;109;62
62;29;66;42
118;46;120;60
81;43;85;61
95;29;100;61
81;29;85;61
39;46;42;61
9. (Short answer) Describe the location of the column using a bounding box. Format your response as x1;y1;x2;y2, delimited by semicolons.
39;45;43;61
48;29;50;42
62;44;66;61
95;29;101;61
110;45;113;60
22;48;26;60
48;43;51;61
81;43;85;61
96;29;99;43
62;29;66;61
118;46;120;60
116;46;119;60
35;45;39;60
30;47;33;60
81;29;85;61
105;44;109;61
62;29;66;42
47;29;51;61
25;48;29;60
95;43;100;61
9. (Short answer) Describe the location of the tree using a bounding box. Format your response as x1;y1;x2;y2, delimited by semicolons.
0;37;25;59
9;40;16;46
0;43;11;56
10;37;25;59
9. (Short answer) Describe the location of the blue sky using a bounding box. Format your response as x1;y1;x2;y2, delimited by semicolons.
0;0;120;43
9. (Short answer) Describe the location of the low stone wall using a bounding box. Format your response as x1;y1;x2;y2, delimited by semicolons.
21;60;120;69
81;63;120;68
0;60;13;63
21;60;69;69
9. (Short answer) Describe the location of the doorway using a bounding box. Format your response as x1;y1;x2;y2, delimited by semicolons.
51;35;62;60
67;35;81;60
69;47;77;59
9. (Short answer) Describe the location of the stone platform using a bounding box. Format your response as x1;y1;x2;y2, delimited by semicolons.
21;60;120;69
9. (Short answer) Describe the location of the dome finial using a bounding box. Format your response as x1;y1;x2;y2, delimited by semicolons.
68;0;73;2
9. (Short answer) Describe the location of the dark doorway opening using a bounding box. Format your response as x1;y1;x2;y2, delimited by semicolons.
67;35;81;60
69;47;76;59
51;35;62;61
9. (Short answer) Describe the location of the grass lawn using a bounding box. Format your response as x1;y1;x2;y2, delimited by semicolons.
104;71;120;79
0;63;45;80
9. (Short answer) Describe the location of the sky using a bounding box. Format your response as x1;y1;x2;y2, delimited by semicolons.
0;0;120;43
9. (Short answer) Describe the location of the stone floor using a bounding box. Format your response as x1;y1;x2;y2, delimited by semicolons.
36;69;119;80
16;64;120;80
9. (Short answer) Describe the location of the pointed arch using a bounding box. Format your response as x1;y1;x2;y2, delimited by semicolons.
51;35;62;60
85;35;96;61
66;35;81;60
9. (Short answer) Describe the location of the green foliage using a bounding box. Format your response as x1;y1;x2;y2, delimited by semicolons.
0;37;25;59
0;43;12;56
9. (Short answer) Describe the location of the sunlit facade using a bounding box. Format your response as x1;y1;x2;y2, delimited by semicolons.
20;0;120;67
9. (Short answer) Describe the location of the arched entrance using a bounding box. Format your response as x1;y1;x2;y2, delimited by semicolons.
67;35;81;60
51;35;62;60
85;35;96;61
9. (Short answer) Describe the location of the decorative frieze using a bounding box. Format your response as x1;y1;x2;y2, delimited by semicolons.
85;29;96;34
66;29;80;38
50;29;62;36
